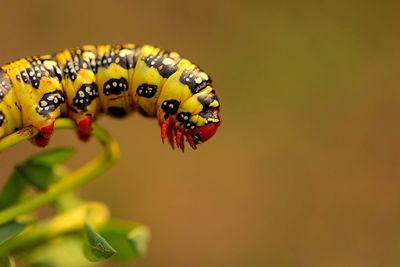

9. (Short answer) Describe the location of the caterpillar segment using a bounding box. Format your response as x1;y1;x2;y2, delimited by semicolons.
2;56;66;146
0;44;221;151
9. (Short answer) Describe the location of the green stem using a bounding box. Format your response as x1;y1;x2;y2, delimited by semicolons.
0;127;39;152
0;202;110;255
0;118;120;225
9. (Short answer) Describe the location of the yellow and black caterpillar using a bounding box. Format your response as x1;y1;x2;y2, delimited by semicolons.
0;44;221;151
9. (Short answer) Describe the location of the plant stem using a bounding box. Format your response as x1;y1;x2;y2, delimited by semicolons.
0;202;109;255
0;127;38;152
0;119;120;225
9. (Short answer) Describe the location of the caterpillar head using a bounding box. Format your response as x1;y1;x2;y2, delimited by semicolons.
159;86;221;151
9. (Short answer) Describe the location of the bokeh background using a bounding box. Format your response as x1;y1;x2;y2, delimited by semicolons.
1;0;400;266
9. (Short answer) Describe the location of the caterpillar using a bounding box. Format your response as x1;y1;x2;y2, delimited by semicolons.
0;44;221;151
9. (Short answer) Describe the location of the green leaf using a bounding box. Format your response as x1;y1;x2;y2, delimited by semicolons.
20;235;95;267
14;148;75;190
16;162;57;191
128;224;150;258
83;223;116;262
0;148;74;209
0;170;28;210
0;222;26;245
98;220;150;262
0;255;15;267
29;148;75;166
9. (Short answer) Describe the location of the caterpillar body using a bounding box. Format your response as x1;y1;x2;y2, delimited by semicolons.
0;44;221;151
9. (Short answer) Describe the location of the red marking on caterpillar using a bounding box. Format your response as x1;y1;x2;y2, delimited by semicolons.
31;122;55;147
195;122;220;143
77;116;93;142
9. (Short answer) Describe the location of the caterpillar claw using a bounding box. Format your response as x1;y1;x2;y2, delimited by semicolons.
166;126;175;150
185;132;197;150
160;121;168;143
160;118;175;149
175;128;185;152
77;116;93;142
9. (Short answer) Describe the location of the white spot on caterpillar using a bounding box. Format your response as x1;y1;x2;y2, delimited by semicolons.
162;58;174;65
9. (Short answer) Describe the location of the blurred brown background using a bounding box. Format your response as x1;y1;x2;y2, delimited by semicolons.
1;0;400;266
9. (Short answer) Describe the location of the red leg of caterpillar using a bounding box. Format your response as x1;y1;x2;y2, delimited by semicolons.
31;122;55;147
160;122;168;143
185;133;197;150
166;125;175;150
77;116;93;142
32;135;50;147
175;129;184;152
160;118;175;149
